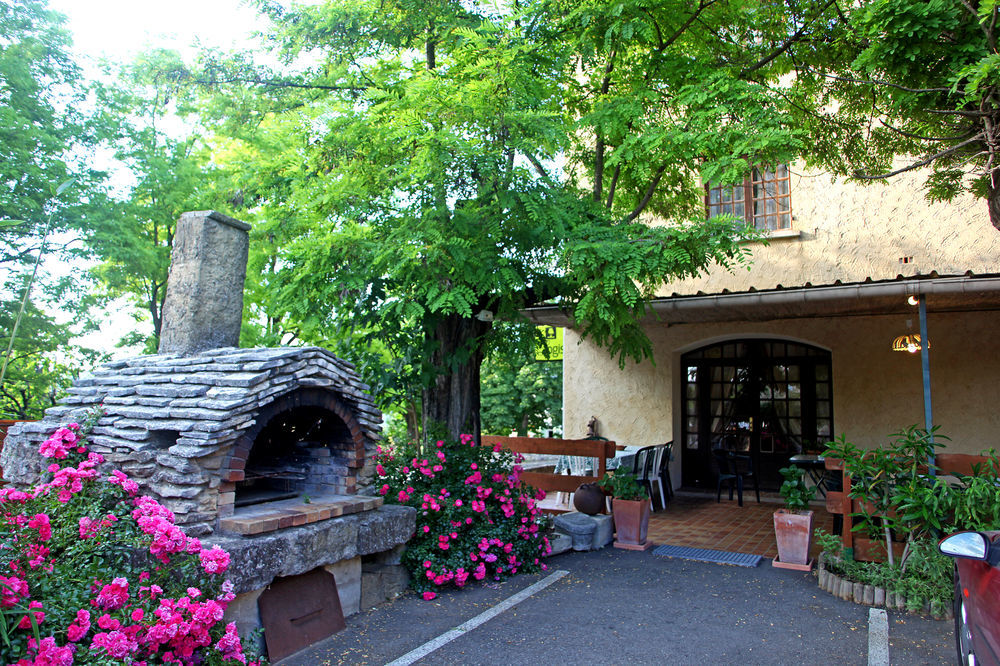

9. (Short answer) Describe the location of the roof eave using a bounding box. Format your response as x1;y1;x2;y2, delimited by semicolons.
523;274;1000;328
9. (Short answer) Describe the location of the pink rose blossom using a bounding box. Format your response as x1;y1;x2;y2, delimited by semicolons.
199;546;230;575
96;578;129;610
90;630;137;659
0;576;28;608
17;600;44;629
27;636;74;665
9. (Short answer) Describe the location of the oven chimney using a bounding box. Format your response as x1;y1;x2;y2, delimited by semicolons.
158;211;251;356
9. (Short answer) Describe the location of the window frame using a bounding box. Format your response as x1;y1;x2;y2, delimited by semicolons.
705;164;793;232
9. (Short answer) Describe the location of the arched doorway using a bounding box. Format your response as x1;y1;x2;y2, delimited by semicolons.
680;339;833;490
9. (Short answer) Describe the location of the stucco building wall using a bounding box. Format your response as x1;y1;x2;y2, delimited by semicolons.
558;162;999;488
563;310;1000;487
661;163;1000;297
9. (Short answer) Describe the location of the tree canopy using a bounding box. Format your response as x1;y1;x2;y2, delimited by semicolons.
189;0;830;438
0;296;101;419
0;0;106;266
11;0;994;439
782;0;1000;226
85;51;233;351
0;0;111;413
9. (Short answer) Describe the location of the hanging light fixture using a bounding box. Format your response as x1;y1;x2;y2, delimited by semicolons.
891;333;929;353
891;315;930;353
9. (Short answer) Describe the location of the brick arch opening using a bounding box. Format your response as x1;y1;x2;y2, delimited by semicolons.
221;389;368;512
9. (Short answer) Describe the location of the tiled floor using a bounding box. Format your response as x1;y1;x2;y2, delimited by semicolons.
647;491;835;560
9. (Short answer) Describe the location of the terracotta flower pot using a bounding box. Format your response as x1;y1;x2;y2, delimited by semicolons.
773;508;814;571
612;498;652;551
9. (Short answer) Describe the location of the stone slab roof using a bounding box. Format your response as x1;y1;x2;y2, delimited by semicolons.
2;346;382;492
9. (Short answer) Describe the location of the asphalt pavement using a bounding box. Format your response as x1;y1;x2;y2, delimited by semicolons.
286;547;954;665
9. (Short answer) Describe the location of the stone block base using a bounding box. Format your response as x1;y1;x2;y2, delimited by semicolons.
361;561;410;610
553;512;613;551
326;557;361;616
590;513;614;550
546;532;573;556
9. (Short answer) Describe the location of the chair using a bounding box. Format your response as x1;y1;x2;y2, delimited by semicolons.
632;444;672;511
713;448;760;507
658;441;675;501
630;446;658;508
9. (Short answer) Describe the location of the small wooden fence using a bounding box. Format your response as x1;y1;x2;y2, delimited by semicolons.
825;453;995;561
481;436;618;512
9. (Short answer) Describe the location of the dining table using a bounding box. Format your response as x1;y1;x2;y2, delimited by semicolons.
554;445;641;477
788;453;827;497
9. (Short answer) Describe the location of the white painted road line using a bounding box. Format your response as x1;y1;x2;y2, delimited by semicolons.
384;569;570;666
869;607;889;666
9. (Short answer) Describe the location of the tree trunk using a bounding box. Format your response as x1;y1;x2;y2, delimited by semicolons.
404;399;421;443
422;313;491;442
989;174;1000;231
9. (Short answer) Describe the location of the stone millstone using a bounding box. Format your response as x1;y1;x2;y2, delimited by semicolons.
554;512;599;551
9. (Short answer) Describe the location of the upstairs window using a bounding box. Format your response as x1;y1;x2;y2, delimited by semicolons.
706;164;792;231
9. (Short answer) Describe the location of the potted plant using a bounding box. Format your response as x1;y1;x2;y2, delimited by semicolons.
599;471;652;551
773;464;817;570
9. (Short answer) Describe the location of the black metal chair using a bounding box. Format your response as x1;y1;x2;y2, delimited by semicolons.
713;448;760;507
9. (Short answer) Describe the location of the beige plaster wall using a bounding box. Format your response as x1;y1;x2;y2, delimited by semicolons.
661;163;1000;296
563;311;1000;487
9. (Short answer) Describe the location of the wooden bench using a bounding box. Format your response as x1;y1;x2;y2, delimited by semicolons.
481;436;618;513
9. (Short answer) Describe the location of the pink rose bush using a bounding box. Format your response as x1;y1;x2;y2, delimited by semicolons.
375;434;550;597
0;410;259;665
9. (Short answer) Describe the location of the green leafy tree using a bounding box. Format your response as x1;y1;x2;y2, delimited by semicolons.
0;297;102;419
0;1;110;415
193;0;841;439
787;0;1000;228
481;326;562;437
86;50;233;350
0;0;88;245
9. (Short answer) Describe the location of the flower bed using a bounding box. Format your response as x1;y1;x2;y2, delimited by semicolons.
0;410;258;665
816;554;953;619
814;532;954;619
374;434;551;599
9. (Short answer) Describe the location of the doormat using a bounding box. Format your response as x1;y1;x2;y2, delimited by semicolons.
652;544;762;567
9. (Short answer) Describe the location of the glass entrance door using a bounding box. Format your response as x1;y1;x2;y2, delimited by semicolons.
680;340;833;490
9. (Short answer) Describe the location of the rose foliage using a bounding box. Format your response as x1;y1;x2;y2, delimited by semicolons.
374;435;550;599
0;412;258;665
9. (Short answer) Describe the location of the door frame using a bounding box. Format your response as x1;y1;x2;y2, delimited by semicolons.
677;337;834;491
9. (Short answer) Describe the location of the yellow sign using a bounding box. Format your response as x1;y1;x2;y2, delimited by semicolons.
534;326;563;361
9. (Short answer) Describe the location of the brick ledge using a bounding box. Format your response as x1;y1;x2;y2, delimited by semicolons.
219;494;383;536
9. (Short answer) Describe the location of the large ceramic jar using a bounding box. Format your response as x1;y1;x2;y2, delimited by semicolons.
573;482;606;515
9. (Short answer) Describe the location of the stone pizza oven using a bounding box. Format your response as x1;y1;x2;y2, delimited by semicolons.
5;346;383;533
1;211;415;659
